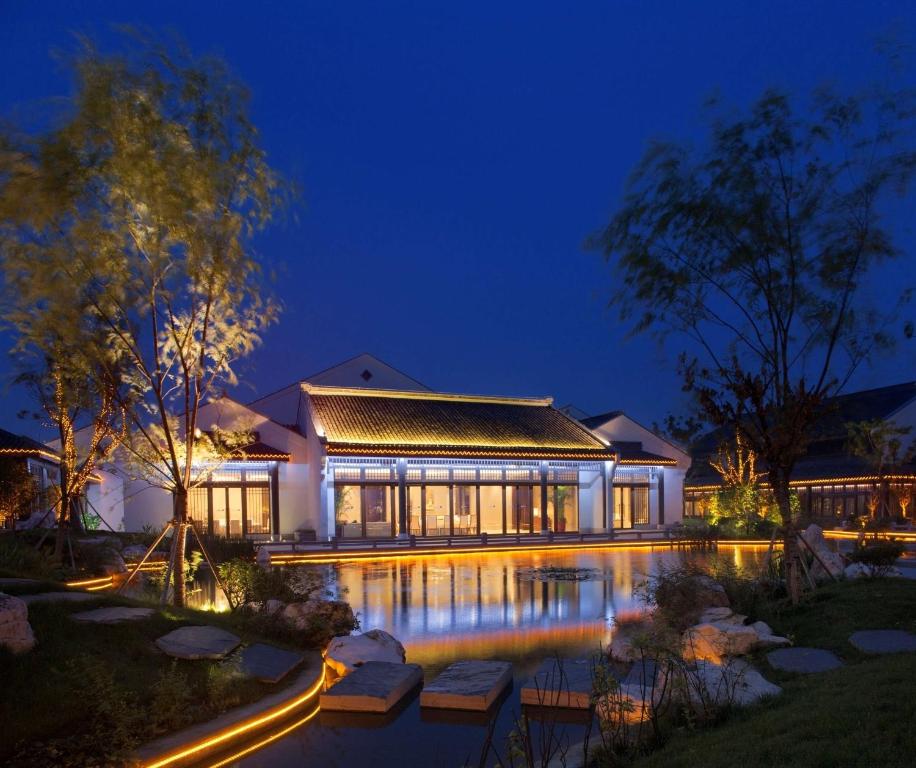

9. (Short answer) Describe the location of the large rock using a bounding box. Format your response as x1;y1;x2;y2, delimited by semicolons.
800;525;845;579
689;574;731;610
683;621;759;663
843;562;903;579
323;629;406;677
0;592;36;654
676;659;781;709
283;599;355;632
122;544;157;560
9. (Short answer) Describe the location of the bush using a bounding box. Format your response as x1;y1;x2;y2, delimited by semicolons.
0;532;63;579
150;662;195;734
217;559;335;610
849;539;905;577
206;661;244;713
10;657;139;767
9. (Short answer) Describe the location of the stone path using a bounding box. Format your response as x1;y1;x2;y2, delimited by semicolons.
849;630;916;654
155;626;241;659
238;643;305;683
520;657;594;709
420;660;513;711
320;661;423;713
71;607;156;624
19;591;96;604
766;647;844;673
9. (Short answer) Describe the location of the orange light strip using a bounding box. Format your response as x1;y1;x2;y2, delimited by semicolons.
824;529;916;542
142;665;325;768
686;474;916;492
269;539;775;566
0;446;59;462
200;705;320;768
65;575;114;589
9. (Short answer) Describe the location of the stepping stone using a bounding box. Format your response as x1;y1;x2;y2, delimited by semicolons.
239;643;305;683
766;647;844;673
320;661;423;713
155;625;240;660
520;658;594;709
420;660;513;711
71;607;156;624
0;578;43;588
19;591;96;604
849;630;916;654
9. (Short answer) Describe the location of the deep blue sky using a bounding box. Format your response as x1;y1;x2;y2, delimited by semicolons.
2;1;915;441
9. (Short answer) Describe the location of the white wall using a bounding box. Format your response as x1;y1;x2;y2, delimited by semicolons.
86;469;125;532
304;353;430;391
587;414;691;526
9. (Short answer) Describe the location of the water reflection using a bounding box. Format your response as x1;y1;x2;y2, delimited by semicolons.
212;545;765;768
329;546;765;670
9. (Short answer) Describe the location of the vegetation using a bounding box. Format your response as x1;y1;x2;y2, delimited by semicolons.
0;589;302;766
592;81;916;600
0;458;37;529
625;578;916;768
846;418;914;519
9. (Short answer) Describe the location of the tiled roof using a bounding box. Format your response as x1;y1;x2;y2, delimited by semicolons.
686;381;916;487
228;441;290;462
306;386;615;460
0;427;57;461
615;447;678;466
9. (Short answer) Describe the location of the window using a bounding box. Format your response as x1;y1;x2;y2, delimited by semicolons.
614;485;649;528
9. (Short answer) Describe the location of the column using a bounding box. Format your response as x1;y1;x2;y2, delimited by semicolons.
397;459;408;538
540;461;549;534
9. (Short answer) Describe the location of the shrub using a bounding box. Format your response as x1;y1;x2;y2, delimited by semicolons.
206;661;244;713
10;657;139;767
150;662;195;734
0;532;63;579
848;539;905;577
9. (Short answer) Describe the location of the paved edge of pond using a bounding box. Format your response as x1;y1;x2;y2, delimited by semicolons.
132;650;324;768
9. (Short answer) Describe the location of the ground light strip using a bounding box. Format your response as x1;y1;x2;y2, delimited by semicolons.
141;665;326;768
269;538;775;565
200;705;321;768
64;575;113;589
824;530;916;541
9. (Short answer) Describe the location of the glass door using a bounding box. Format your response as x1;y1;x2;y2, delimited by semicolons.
227;487;244;538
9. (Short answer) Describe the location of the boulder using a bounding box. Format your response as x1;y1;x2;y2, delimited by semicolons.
610;619;656;663
77;535;123;551
676;659;781;709
843;562;902;579
122;544;154;560
800;525;845;579
683;621;759;663
0;592;36;654
749;620;792;650
99;550;127;575
323;629;406;677
690;574;731;610
283;599;355;632
698;607;741;624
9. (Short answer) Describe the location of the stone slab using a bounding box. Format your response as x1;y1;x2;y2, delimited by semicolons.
155;625;241;660
238;643;305;684
849;630;916;654
420;660;513;711
320;661;423;713
19;591;96;604
0;578;43;588
520;658;594;709
766;647;844;673
71;607;156;624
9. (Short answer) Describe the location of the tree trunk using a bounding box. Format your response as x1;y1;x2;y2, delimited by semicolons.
53;487;70;561
172;490;189;608
771;468;802;605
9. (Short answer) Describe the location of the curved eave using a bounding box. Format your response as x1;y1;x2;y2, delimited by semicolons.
227;452;291;462
0;447;59;463
326;443;616;461
617;457;678;467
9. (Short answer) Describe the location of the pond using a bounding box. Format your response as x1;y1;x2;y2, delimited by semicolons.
192;544;768;767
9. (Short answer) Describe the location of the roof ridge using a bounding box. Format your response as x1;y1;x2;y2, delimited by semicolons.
302;383;554;406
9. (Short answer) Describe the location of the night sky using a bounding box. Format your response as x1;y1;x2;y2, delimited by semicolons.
2;1;915;441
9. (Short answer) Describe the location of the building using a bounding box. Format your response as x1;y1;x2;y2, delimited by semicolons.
59;355;691;541
0;428;61;528
684;382;916;524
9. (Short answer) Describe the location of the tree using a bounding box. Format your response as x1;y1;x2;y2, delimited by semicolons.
592;85;916;600
708;431;775;535
0;458;37;529
0;125;128;560
59;40;283;606
846;418;914;518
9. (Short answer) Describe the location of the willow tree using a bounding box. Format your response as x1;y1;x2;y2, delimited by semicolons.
0;129;127;560
592;86;916;600
24;41;284;605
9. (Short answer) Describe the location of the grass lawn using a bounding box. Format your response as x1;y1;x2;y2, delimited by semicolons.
0;582;306;764
628;578;916;768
